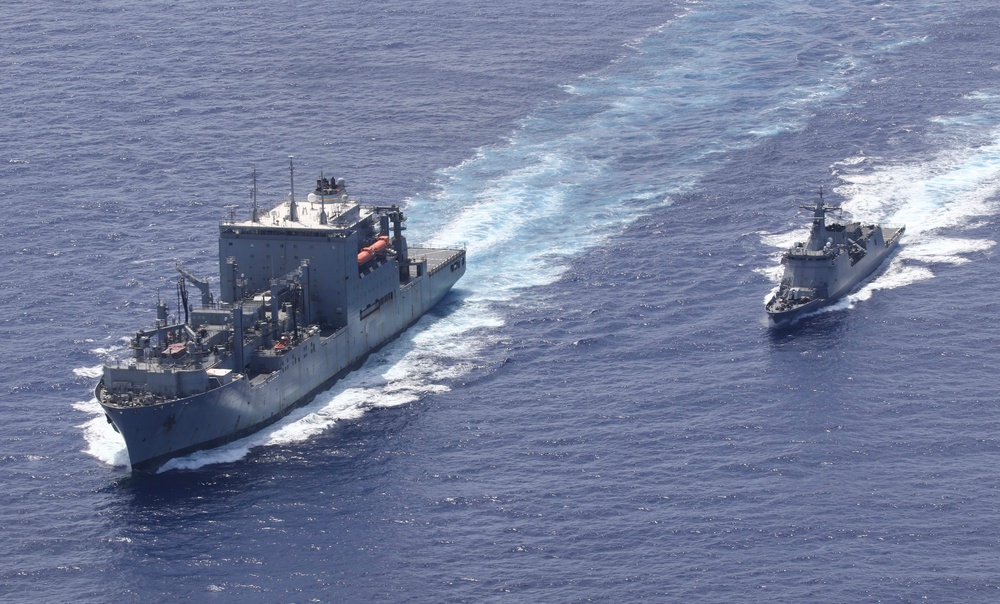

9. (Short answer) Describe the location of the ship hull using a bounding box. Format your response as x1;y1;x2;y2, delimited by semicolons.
99;248;465;472
767;226;904;327
766;297;829;326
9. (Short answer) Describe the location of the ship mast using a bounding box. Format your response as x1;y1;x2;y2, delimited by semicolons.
319;169;329;225
803;187;839;251
288;155;298;222
251;166;259;223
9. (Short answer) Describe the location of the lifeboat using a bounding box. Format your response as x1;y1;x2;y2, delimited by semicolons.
357;235;391;265
272;335;291;352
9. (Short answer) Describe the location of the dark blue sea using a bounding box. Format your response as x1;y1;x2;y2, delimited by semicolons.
4;0;1000;601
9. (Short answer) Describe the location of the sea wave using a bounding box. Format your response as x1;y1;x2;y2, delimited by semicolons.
761;101;1000;317
82;0;925;471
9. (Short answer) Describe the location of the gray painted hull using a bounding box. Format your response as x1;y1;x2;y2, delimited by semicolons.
767;226;904;326
99;248;464;472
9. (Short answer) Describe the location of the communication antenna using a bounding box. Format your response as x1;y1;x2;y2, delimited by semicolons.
319;168;328;225
288;155;298;222
251;165;259;222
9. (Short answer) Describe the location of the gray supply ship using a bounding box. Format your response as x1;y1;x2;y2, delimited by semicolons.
765;191;904;326
96;163;466;472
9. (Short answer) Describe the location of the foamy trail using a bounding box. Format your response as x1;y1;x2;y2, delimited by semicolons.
81;2;931;470
761;100;1000;318
74;399;130;469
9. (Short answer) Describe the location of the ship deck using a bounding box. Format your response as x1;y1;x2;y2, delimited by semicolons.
408;247;465;278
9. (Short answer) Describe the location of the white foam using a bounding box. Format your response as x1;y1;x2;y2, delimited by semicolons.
762;109;1000;316
73;365;103;379
73;399;130;469
836;154;868;167
837;125;1000;231
758;228;809;252
965;91;1000;102
159;441;255;472
835;134;1000;242
148;307;495;472
849;261;934;302
83;1;918;471
901;237;995;265
77;289;502;472
755;264;785;286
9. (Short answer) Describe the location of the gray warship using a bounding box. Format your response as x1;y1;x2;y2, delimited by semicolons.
96;163;466;472
765;191;904;326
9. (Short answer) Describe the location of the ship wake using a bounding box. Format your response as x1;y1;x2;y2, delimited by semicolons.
77;1;945;470
759;97;1000;320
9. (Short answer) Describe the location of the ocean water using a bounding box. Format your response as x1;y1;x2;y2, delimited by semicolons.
4;0;1000;601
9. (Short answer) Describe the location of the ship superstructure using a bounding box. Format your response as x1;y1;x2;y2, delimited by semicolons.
96;164;466;472
765;191;904;325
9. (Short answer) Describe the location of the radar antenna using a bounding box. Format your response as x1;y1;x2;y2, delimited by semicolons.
800;186;840;215
800;186;841;251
